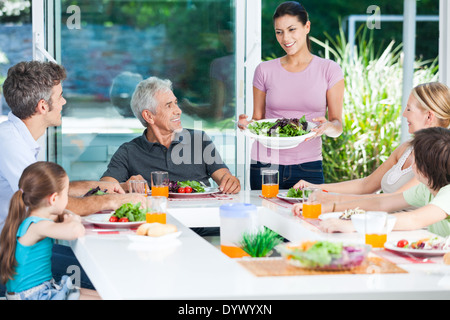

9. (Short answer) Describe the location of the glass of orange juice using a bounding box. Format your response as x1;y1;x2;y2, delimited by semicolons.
261;170;279;198
364;211;388;248
128;180;149;196
146;196;167;224
151;171;169;197
302;188;322;219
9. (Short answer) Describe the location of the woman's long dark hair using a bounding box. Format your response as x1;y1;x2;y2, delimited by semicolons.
0;161;67;284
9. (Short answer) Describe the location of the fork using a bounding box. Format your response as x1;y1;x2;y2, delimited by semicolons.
402;252;430;263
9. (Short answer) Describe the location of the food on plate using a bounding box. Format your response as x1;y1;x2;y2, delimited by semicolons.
395;236;450;250
396;239;409;248
83;186;107;197
339;207;365;220
276;240;369;270
248;116;308;137
286;187;303;198
168;180;205;193
108;202;145;222
136;223;178;237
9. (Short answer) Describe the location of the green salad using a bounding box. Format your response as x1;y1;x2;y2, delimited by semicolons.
287;188;303;198
112;202;146;222
248;116;308;137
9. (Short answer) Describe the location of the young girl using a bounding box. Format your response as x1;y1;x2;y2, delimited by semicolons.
0;162;100;300
293;127;450;236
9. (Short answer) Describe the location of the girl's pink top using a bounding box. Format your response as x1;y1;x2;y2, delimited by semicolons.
251;55;344;165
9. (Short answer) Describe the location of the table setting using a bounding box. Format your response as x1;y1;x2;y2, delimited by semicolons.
70;169;450;300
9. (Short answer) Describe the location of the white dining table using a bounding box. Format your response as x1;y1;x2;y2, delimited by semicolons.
69;190;450;300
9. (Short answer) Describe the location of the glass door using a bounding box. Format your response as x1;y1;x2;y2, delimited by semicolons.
33;0;260;188
0;0;32;119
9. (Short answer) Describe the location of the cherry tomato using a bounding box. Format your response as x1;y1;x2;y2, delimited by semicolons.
109;216;119;222
119;217;129;223
178;187;185;193
184;186;193;193
397;239;409;248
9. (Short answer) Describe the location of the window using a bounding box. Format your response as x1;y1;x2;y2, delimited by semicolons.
35;0;259;186
0;0;32;119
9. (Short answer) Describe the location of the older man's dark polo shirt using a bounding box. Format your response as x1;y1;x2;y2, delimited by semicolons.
101;128;228;185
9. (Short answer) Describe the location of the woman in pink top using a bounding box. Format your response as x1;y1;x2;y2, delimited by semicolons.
239;1;345;189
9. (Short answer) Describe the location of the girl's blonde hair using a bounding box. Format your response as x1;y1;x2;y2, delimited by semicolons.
412;82;450;128
0;161;67;284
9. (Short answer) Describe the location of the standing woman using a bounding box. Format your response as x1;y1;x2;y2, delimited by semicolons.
239;1;345;189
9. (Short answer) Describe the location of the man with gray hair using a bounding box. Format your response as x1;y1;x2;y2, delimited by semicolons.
101;76;241;194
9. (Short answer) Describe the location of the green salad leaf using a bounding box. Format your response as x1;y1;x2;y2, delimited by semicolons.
113;202;146;222
248;116;308;137
177;180;205;193
287;188;303;198
291;241;343;267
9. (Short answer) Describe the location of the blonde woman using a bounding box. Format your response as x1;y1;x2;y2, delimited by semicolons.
294;127;450;237
293;82;450;202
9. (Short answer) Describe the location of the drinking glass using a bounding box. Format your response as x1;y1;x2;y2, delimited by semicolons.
261;170;279;198
151;171;169;197
128;180;149;196
302;188;322;219
146;196;168;224
364;211;388;248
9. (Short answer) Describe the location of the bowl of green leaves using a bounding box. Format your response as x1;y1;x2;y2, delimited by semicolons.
244;116;317;149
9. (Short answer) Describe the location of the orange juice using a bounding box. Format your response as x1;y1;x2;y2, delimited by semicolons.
151;185;169;197
302;203;322;219
220;245;250;258
146;212;167;224
365;234;387;248
262;184;279;198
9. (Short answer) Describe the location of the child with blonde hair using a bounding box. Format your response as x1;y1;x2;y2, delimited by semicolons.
0;162;99;300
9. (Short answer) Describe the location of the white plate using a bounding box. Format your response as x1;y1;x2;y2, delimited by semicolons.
276;192;303;202
84;213;146;228
243;118;317;150
169;187;220;198
384;241;450;257
127;231;182;243
318;212;343;220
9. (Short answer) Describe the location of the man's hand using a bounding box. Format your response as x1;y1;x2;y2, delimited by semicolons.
213;169;240;194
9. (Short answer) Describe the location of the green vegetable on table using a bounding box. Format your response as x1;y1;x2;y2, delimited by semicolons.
176;180;205;193
290;241;343;267
287;188;303;198
112;202;146;222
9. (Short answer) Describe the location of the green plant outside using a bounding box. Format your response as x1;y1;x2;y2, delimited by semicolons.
311;26;438;183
